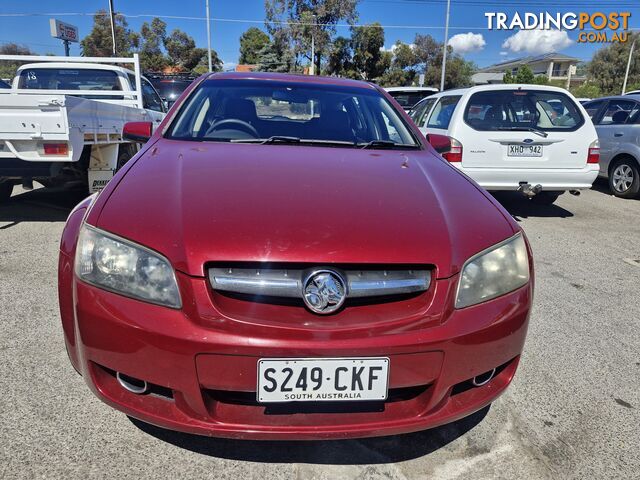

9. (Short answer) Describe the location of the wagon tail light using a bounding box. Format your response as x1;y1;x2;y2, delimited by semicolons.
587;140;600;164
443;137;463;163
43;143;69;156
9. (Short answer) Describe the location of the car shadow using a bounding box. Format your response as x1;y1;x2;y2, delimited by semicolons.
128;405;489;464
491;192;574;220
0;185;88;229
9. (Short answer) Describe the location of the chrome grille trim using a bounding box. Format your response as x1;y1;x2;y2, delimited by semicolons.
209;267;431;299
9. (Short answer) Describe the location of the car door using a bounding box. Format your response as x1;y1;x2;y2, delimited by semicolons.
592;99;640;175
410;97;437;133
443;89;588;170
421;95;461;134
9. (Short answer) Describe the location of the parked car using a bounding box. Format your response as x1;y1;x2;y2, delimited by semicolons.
59;72;533;440
410;85;600;205
583;96;640;198
147;73;196;109
385;86;438;111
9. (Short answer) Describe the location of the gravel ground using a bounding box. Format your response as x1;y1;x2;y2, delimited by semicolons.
0;181;638;480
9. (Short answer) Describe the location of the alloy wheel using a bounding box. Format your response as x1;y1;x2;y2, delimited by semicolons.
612;164;634;193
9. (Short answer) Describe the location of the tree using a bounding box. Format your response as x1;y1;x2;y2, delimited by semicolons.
378;68;415;87
351;23;389;81
256;42;293;73
503;70;515;83
265;0;360;73
165;29;221;72
571;83;601;99
588;32;640;95
81;9;139;57
0;43;34;79
239;28;270;64
325;36;356;77
515;65;535;83
139;18;167;71
393;41;417;70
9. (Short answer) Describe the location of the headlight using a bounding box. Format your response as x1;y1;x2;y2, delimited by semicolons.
455;233;529;309
75;225;181;308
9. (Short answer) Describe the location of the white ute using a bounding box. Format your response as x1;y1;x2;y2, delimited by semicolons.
410;84;600;205
0;54;166;203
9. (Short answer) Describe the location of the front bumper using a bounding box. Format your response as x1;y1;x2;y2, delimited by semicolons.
63;267;531;440
454;164;600;191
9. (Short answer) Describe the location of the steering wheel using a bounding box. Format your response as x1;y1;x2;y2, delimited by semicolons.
205;119;259;138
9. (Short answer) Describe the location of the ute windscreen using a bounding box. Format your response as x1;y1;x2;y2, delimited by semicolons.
463;90;584;132
167;79;419;148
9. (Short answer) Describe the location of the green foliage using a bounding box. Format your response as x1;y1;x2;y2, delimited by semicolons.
265;0;360;72
0;43;34;80
570;83;601;99
515;65;535;83
350;23;388;81
165;29;220;72
533;75;549;85
503;70;514;83
239;28;271;65
256;42;293;73
325;36;357;77
139;18;168;71
587;32;640;95
80;9;139;57
393;41;417;70
377;68;416;87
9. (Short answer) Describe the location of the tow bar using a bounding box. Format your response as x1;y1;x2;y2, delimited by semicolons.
517;182;542;197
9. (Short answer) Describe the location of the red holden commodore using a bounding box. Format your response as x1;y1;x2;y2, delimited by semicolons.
58;72;533;440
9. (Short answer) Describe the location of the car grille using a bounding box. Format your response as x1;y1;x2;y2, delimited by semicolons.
209;265;431;301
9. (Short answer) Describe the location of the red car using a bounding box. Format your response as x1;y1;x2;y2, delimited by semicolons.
59;72;533;440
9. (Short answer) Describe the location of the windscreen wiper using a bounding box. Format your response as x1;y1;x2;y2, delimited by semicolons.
358;140;420;149
232;137;358;147
496;126;548;138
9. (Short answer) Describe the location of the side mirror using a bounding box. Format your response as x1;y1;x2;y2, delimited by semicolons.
123;122;153;143
426;133;451;154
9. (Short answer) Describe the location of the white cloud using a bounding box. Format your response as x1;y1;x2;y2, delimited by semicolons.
502;29;572;55
447;32;486;54
500;51;509;56
380;43;415;53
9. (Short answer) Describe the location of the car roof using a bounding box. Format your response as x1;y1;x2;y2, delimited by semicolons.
16;62;136;76
205;71;378;90
585;95;640;102
384;86;439;92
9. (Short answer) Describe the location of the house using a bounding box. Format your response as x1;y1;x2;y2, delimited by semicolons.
472;53;585;86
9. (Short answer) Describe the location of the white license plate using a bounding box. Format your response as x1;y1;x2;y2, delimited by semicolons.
508;144;543;157
257;357;389;403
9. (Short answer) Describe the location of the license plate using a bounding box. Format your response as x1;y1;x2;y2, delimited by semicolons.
257;357;389;403
508;144;543;157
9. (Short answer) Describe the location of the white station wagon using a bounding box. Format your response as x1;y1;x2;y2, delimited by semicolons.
410;85;600;205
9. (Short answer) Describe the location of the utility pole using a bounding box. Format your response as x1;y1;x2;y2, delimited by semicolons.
622;38;636;95
310;14;317;75
108;0;117;55
440;0;451;91
206;0;213;72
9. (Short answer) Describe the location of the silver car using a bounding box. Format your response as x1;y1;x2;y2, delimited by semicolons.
584;96;640;198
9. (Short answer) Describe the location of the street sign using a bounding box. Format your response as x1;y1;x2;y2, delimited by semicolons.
50;19;79;43
419;74;425;87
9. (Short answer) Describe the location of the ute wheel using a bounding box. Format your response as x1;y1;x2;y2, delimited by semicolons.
116;144;138;172
530;191;562;205
0;181;14;203
609;158;640;199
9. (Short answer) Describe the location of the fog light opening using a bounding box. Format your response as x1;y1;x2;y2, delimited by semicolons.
472;368;496;387
116;372;148;394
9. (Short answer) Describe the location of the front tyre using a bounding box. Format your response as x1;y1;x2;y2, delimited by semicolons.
530;191;561;205
0;180;14;203
609;158;640;199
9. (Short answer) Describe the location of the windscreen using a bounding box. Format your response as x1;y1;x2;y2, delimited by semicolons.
463;90;584;131
167;79;419;147
388;90;436;109
18;68;122;91
152;80;193;100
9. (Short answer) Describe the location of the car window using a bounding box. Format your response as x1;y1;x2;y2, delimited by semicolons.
463;90;584;131
167;79;419;148
598;100;639;125
18;68;122;91
388;90;436;109
142;78;165;112
583;100;605;120
410;98;436;128
427;96;461;129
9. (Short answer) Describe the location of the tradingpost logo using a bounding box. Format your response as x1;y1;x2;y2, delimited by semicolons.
485;12;632;44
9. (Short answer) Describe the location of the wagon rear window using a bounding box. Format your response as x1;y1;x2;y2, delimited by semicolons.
18;68;122;91
463;90;584;131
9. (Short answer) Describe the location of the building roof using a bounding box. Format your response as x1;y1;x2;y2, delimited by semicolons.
480;53;580;73
471;72;504;84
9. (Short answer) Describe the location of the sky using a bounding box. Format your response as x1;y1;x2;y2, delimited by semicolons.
0;0;638;70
